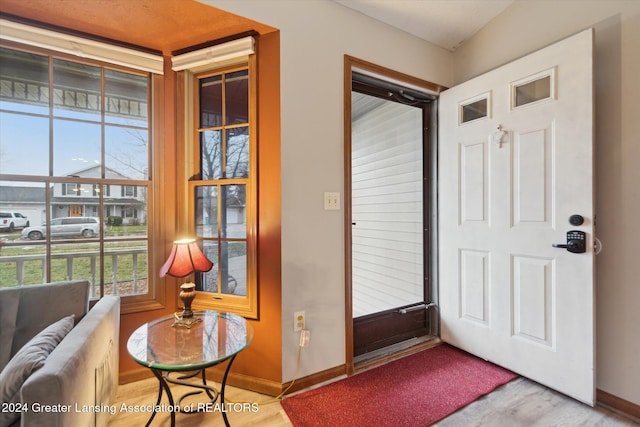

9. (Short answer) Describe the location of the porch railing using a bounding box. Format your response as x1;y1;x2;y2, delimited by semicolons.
0;248;147;298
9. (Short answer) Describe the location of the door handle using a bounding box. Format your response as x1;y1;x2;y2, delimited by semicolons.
552;230;586;253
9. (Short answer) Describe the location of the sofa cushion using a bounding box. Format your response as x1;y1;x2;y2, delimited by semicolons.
7;281;89;359
0;291;20;371
0;315;74;427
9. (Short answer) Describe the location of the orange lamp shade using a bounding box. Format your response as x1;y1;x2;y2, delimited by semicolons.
159;238;213;278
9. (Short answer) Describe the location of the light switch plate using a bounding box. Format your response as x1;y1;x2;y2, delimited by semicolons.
324;192;340;210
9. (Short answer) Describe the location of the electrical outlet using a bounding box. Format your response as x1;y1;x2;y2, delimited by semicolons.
294;311;305;332
299;329;310;347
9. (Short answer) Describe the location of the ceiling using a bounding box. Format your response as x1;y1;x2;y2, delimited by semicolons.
333;0;514;51
0;0;276;55
0;0;513;54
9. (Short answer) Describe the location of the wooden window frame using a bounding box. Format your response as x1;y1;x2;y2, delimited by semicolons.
177;55;258;319
0;40;165;313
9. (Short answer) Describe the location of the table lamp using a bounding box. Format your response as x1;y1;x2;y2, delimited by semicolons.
160;238;213;328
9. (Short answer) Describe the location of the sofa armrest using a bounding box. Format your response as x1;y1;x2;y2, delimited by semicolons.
20;296;120;427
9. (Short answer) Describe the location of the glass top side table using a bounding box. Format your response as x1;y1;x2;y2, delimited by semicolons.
127;310;254;426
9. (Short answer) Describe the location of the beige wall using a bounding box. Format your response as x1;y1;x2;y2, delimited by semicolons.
454;0;640;406
207;0;640;405
206;0;453;381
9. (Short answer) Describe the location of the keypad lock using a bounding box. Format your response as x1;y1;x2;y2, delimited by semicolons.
553;230;586;253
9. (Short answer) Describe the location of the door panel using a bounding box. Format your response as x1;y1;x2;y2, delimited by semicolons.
439;29;594;404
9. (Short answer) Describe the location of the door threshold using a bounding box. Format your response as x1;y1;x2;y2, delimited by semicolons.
354;335;441;373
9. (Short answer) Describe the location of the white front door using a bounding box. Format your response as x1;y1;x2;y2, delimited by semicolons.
439;29;595;405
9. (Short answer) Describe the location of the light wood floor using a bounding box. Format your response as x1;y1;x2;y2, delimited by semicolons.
109;376;639;426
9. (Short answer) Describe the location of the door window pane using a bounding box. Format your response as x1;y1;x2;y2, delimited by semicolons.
514;75;551;107
461;98;488;123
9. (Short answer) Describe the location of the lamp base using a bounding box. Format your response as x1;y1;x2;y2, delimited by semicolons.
171;282;200;328
171;313;202;329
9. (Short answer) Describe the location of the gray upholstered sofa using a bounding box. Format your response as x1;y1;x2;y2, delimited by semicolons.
0;281;120;427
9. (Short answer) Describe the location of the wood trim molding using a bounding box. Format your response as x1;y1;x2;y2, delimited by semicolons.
343;54;446;375
597;389;640;421
119;367;154;385
345;55;446;95
281;364;347;396
121;364;347;398
343;55;355;376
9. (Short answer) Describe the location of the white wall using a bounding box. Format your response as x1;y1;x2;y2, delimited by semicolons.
454;0;640;406
206;0;453;381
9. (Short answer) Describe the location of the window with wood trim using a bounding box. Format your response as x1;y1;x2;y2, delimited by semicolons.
187;61;257;318
0;42;159;307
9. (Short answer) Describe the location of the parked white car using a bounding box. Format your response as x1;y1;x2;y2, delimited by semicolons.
21;217;101;240
0;212;30;231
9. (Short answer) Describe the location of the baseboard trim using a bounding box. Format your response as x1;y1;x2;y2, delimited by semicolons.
119;367;153;385
597;389;640;421
120;367;284;396
207;370;284;397
281;364;347;395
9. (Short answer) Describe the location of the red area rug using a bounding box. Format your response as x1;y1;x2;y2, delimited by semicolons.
281;344;518;427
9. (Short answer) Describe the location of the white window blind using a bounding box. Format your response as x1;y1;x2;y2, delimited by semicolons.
171;36;254;72
0;19;164;74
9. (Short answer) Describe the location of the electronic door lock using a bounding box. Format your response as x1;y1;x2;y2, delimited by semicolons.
552;230;586;253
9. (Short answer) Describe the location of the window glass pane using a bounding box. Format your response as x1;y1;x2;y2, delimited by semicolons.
104;184;147;232
221;185;246;239
0;182;46;285
195;185;218;238
57;181;80;198
46;212;101;239
0;112;49;176
196;241;244;296
0;243;47;286
53;119;101;176
223;241;246;296
0;48;49;115
53;59;101;120
50;241;101;286
103;240;148;297
461;98;487;123
105;125;149;180
226;127;249;178
225;70;248;125
201;130;222;179
515;76;551;107
200;75;222;128
105;69;148;127
199;241;218;292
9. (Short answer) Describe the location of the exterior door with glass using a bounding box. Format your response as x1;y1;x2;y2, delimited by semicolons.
350;72;435;357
